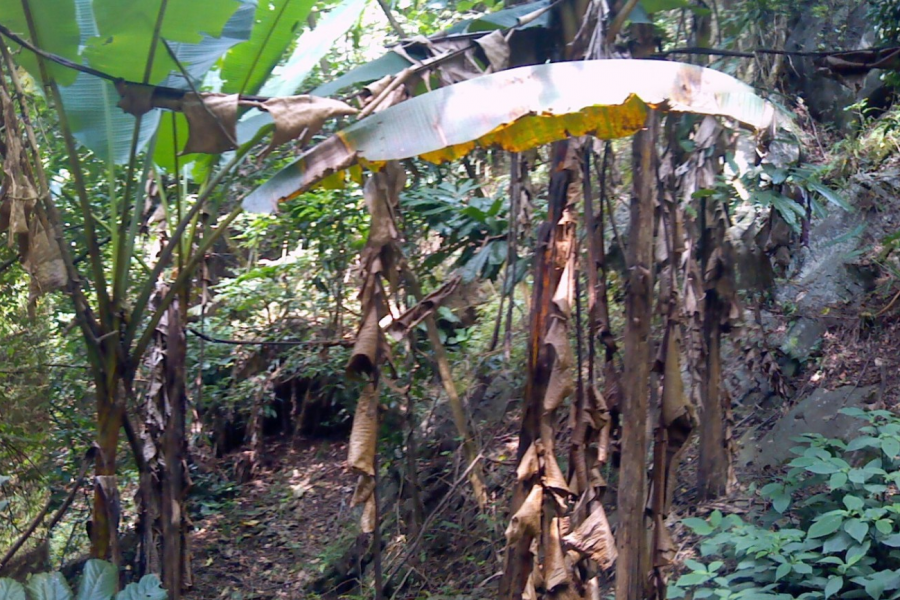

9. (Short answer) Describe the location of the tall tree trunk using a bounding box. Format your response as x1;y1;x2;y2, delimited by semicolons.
615;110;657;600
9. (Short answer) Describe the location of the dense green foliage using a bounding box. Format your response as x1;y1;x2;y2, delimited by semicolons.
672;409;900;600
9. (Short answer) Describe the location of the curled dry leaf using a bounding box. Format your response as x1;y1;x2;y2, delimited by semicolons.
505;484;543;544
351;474;375;506
25;217;67;295
541;449;571;498
363;161;405;248
517;442;539;482
347;382;378;476
361;493;377;534
474;30;510;73
544;517;571;591
523;571;538;600
385;276;460;341
361;74;409;114
543;317;573;413
562;503;617;570
348;305;382;377
258;95;358;157
653;514;676;568
115;81;156;117
182;93;238;155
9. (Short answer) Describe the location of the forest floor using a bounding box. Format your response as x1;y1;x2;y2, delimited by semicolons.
186;439;358;600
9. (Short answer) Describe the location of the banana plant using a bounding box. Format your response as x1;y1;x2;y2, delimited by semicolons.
0;0;367;594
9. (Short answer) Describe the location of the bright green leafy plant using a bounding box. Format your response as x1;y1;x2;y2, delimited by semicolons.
670;408;900;600
0;559;165;600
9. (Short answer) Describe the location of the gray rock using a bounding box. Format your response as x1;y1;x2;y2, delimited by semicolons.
737;384;879;470
780;317;825;363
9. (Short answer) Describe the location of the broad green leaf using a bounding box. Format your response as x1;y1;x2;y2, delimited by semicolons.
83;0;240;83
220;0;317;96
830;472;849;489
675;572;710;587
0;579;26;600
259;0;369;97
26;573;72;600
846;541;870;565
640;0;690;13
244;59;777;213
115;576;166;600
236;0;368;143
876;519;893;535
772;491;791;513
866;577;887;600
153;112;195;173
880;533;900;547
844;518;869;543
311;51;413;97
844;495;865;511
883;437;900;459
825;576;843;599
152;1;256;169
161;0;257;89
808;513;845;539
0;0;80;85
847;436;881;451
775;562;791;581
76;560;117;600
59;0;160;164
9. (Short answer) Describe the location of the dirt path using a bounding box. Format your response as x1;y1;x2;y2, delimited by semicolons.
187;439;357;599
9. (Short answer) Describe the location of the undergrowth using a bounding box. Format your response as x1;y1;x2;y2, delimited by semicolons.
672;408;900;600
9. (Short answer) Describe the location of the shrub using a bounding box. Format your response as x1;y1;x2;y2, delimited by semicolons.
670;408;900;600
0;559;166;600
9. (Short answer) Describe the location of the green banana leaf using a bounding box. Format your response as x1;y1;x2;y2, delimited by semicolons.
219;0;317;96
260;0;368;97
0;0;80;85
311;51;413;97
82;0;239;83
59;0;160;164
238;0;369;143
243;59;777;213
161;0;257;89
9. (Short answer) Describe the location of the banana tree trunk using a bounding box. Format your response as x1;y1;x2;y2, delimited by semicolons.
615;110;658;600
91;371;124;565
137;284;191;597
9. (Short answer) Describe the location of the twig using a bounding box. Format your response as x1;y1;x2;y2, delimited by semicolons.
186;327;353;347
376;0;406;38
0;447;96;572
384;447;488;596
606;0;641;45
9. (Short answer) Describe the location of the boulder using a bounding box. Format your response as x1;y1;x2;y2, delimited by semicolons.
737;384;879;470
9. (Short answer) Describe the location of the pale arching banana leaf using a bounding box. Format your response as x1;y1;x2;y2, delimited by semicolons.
243;59;777;213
